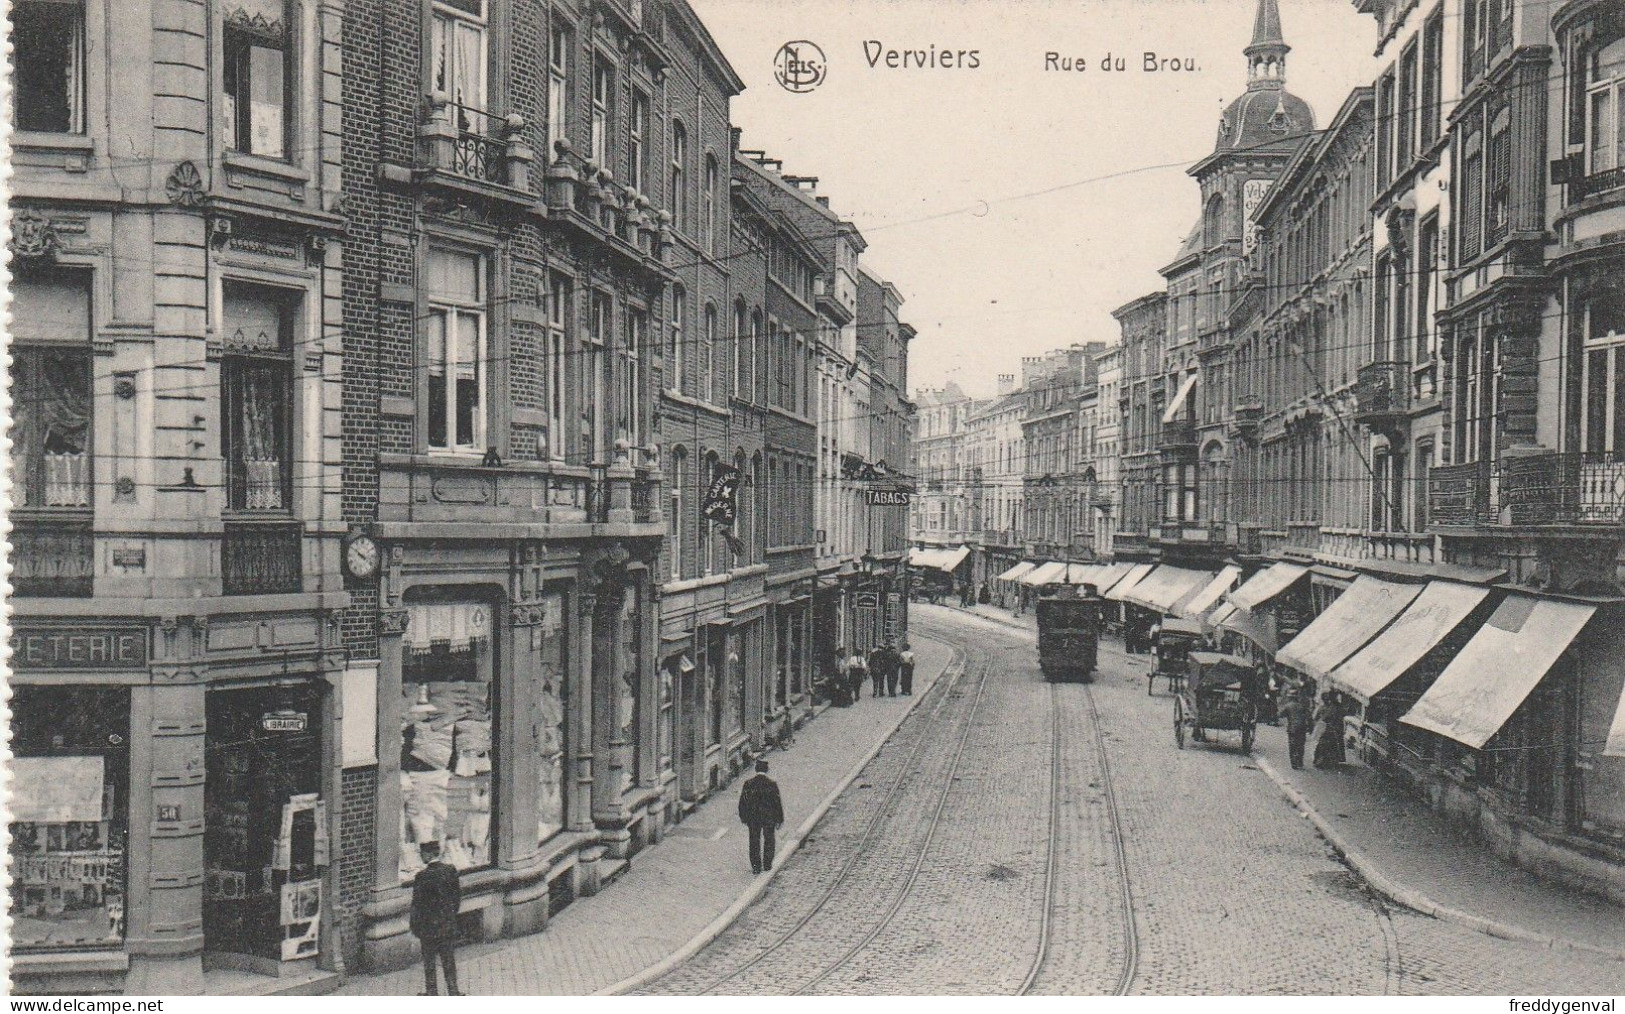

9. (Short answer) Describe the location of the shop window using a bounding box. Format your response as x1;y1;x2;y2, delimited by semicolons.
11;0;86;134
204;685;325;962
8;686;129;951
10;267;93;511
534;592;568;844
425;248;488;453
223;0;291;159
223;282;296;511
707;626;725;745
726;629;745;734
400;599;496;882
658;657;680;772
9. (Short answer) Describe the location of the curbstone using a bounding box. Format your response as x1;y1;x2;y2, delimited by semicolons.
595;636;964;995
1252;752;1625;962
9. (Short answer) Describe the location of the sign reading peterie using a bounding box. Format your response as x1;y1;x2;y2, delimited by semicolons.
10;627;150;669
866;490;911;506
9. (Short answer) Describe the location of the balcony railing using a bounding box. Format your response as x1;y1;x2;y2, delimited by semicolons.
1429;460;1491;528
11;517;94;597
1160;419;1197;453
450;105;507;183
222;520;303;596
1573;166;1625;203
1354;360;1410;426
631;471;655;523
586;465;611;524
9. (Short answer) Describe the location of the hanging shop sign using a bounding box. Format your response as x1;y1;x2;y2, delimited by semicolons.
10;626;149;670
855;592;880;610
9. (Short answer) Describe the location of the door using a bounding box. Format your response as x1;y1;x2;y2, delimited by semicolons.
203;684;323;965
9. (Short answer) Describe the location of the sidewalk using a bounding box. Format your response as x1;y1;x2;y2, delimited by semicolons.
930;599;1625;957
337;637;955;996
1251;727;1625;958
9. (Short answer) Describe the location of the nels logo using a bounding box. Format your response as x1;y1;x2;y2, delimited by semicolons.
774;40;826;93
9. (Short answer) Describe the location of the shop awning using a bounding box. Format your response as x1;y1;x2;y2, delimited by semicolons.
1402;595;1597;750
934;545;971;573
1162;373;1198;424
1220;605;1278;653
997;561;1038;583
1206;601;1237;630
1182;565;1241;619
1228;563;1310;612
1275;576;1423;682
1125;566;1214;615
1068;563;1108;587
1606;681;1625;758
1022;561;1068;586
908;547;938;568
1328;581;1492;703
1104;563;1156;601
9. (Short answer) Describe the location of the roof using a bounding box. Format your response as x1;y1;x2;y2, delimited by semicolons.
1248;0;1286;54
1215;86;1315;153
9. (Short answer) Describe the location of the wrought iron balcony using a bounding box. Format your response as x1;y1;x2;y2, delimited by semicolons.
1354;360;1410;430
586;466;611;524
631;471;656;524
11;517;94;597
1160;419;1198;454
1572;166;1625;203
421;101;531;190
1428;460;1491;528
222;520;303;595
1497;450;1625;526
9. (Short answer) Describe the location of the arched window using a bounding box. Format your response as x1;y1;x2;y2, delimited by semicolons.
732;299;748;403
1204;193;1226;248
702;303;718;403
703;154;719;254
734;449;749;563
669;446;688;579
669;121;687;231
668;285;685;395
751;452;764;557
749;309;764;403
703;451;720;575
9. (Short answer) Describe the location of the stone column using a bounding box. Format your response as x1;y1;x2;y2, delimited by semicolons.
360;607;410;971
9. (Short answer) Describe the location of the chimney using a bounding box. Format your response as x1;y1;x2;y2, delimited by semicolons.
816;196;830;207
997;373;1017;396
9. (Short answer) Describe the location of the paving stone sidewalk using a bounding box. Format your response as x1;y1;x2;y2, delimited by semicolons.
930;600;1625;958
337;636;954;996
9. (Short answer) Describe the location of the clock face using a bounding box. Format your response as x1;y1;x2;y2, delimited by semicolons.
346;536;380;579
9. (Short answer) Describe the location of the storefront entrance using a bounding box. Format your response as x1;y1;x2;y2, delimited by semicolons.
203;683;325;970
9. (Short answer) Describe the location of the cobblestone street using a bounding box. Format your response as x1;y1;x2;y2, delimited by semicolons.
643;605;1625;995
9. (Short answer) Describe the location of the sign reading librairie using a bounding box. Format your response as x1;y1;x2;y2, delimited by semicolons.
10;626;150;669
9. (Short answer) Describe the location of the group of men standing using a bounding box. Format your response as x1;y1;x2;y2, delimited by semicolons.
835;641;915;702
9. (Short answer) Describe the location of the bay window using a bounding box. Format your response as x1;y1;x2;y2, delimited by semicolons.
11;0;85;134
1586;35;1625;178
223;0;290;159
425;249;487;453
222;283;296;511
10;267;93;511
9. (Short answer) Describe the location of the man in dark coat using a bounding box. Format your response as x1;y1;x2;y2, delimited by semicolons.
409;841;463;995
867;643;892;698
738;760;785;874
1278;682;1311;770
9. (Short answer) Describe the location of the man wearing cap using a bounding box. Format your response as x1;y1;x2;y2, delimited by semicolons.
737;759;785;874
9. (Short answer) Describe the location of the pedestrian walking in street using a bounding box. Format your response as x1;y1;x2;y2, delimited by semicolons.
847;649;868;702
409;841;464;996
898;642;916;695
1313;691;1347;769
738;759;784;874
978;582;991;605
833;648;854;707
880;641;902;696
1279;683;1310;770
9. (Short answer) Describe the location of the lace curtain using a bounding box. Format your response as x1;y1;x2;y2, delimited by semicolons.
234;362;286;510
14;350;91;508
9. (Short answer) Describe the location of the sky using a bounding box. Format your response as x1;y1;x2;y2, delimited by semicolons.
687;0;1378;399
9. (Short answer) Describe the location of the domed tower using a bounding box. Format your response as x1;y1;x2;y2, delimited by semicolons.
1216;0;1315;153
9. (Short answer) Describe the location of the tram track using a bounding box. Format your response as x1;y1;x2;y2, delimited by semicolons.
789;654;996;995
1014;680;1063;995
1081;681;1141;996
677;643;976;996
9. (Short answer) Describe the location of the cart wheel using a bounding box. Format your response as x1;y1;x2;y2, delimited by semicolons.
1241;723;1255;753
1174;699;1186;749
